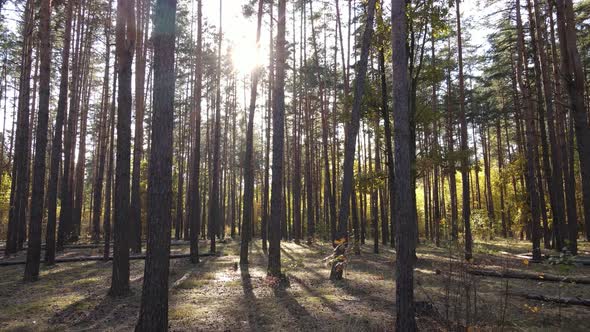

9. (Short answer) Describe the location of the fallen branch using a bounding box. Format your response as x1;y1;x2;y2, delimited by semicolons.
467;268;590;285
511;292;590;306
0;252;216;267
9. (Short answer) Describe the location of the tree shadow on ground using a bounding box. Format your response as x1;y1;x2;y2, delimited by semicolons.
240;264;262;330
273;283;319;331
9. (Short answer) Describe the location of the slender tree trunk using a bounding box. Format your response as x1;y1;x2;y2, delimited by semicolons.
330;0;376;280
392;0;416;329
456;0;472;260
130;0;148;254
135;0;177;329
446;36;458;242
515;0;542;261
379;44;395;248
496;119;507;237
268;0;286;278
430;33;440;246
209;0;223;254
556;0;590;247
240;0;264;265
189;0;202;264
6;0;34;256
292;1;301;245
45;0;74;263
24;0;51;281
110;0;136;297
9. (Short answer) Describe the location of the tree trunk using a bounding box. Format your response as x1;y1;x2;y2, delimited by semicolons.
515;0;542;261
130;0;149;254
135;0;177;327
268;0;286;278
209;0;223;254
555;0;590;248
6;0;34;256
24;0;51;282
392;0;417;329
456;0;472;260
240;0;264;265
109;0;136;297
330;0;376;280
45;0;74;264
189;0;202;264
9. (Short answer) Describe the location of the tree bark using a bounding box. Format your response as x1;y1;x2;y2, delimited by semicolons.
189;0;202;264
130;0;149;254
24;0;51;282
456;0;472;260
135;0;177;328
109;0;136;297
45;0;74;264
392;0;417;329
515;0;542;261
240;0;264;265
330;0;376;280
555;0;590;248
268;0;286;278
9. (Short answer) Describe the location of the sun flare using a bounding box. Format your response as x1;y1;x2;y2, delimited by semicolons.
231;40;264;76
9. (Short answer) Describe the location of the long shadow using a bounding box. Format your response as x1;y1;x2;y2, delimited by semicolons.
69;292;140;330
240;265;261;331
273;284;319;331
288;274;346;315
333;277;395;309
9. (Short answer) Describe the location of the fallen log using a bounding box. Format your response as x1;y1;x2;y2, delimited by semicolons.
512;292;590;306
0;252;217;267
467;268;590;285
1;240;193;251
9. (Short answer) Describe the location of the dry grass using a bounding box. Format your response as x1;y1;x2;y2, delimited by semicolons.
0;239;589;331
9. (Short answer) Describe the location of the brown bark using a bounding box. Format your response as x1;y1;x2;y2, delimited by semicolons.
268;0;286;278
331;0;376;280
24;0;51;281
392;0;417;329
109;0;136;297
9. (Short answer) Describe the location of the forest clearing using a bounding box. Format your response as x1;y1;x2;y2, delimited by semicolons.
2;239;590;331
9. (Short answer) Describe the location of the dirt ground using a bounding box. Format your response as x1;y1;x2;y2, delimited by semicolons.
1;238;589;331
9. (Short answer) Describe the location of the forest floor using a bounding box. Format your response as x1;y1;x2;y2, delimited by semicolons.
1;238;590;331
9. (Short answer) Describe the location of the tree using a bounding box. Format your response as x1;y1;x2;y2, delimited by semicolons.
130;0;149;254
135;0;177;328
330;0;377;281
241;0;264;266
91;0;113;244
392;0;416;329
6;0;33;256
24;0;51;281
188;0;202;265
268;0;286;278
515;0;542;261
45;0;74;264
555;0;590;248
110;0;136;297
456;0;472;260
208;0;222;254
